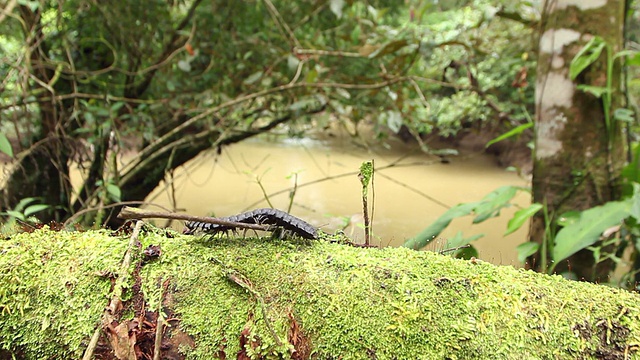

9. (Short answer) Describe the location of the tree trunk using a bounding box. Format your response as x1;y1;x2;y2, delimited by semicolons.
2;227;640;359
529;0;627;280
1;6;74;222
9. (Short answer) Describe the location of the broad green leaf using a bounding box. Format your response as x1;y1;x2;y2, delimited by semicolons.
0;133;13;157
14;197;37;212
5;210;25;221
505;203;543;236
626;51;640;66
106;184;122;202
556;210;581;227
569;36;605;80
24;204;50;217
473;186;519;223
403;202;478;249
516;242;539;263
455;245;479;260
552;200;631;262
486;122;533;148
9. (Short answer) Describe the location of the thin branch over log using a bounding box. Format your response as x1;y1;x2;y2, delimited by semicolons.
117;206;270;232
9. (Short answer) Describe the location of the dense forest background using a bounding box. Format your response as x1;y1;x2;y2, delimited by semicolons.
1;0;640;284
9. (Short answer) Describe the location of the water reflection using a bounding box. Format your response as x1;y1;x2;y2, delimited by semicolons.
149;137;530;265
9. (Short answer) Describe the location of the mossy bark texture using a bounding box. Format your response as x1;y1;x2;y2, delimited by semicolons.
1;227;640;359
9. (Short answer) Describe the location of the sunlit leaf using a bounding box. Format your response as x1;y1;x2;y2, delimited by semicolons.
505;203;542;236
0;133;13;157
552;200;631;262
335;88;351;99
329;0;345;18
177;60;191;72
383;110;402;133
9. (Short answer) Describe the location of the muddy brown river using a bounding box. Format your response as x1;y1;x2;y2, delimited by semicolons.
147;136;530;266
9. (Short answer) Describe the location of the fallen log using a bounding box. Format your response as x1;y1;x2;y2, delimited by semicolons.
1;226;640;359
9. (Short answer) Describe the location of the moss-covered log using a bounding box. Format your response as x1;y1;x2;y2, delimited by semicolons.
1;227;640;359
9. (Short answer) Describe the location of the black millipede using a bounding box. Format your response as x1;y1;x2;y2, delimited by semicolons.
183;208;318;239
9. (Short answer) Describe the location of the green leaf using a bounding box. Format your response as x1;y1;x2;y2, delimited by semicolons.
472;186;519;223
455;245;479;260
505;203;543;236
516;242;539;263
569;36;605;80
486;123;533;148
613;108;635;122
628;183;640;220
243;71;263;85
383;110;403;133
556;210;581;227
403;202;478;249
14;197;37;212
0;133;13;157
368;39;409;59
106;184;121;202
626;51;640;66
622;145;640;195
552;200;631;262
613;49;639;61
5;210;26;221
445;231;484;249
576;84;609;98
24;204;50;217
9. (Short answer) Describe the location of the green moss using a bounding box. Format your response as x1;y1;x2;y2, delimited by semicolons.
0;228;129;358
2;228;640;359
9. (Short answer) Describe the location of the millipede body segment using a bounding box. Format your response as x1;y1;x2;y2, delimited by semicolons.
183;208;318;239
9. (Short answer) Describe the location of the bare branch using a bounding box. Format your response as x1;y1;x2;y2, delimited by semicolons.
117;206;270;232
